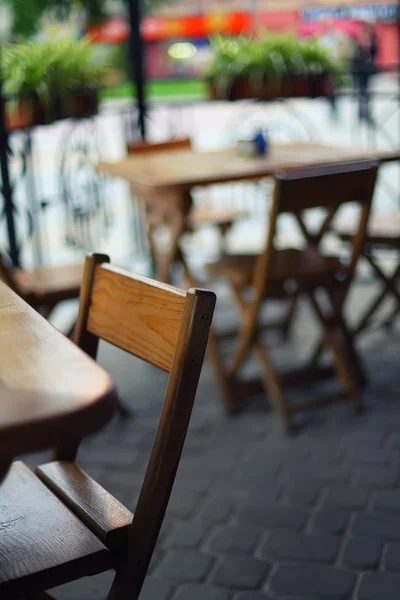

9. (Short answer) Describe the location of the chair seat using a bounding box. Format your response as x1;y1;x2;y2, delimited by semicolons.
0;461;112;597
187;207;246;229
208;249;340;294
36;461;133;551
335;213;400;248
13;263;83;304
147;207;245;231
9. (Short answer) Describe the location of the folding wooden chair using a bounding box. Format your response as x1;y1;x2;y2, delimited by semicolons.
12;253;215;600
335;213;400;335
127;137;245;281
207;162;378;428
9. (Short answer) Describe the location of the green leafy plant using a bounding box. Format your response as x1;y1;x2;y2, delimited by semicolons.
207;30;342;95
0;0;107;38
2;37;109;101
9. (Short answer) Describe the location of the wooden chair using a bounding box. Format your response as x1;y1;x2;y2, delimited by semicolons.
207;162;378;428
334;213;400;334
127;137;245;279
8;253;216;600
0;253;83;322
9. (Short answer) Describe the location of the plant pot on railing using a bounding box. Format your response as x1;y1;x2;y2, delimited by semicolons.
290;74;309;98
308;72;330;98
58;87;99;120
5;96;36;131
261;77;282;100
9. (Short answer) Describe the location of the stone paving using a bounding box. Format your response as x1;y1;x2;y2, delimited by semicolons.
25;284;400;600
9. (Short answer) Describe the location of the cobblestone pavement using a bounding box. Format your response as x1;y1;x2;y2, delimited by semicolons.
26;285;400;600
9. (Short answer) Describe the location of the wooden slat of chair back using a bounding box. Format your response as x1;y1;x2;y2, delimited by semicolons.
87;263;186;372
276;161;378;214
127;137;192;155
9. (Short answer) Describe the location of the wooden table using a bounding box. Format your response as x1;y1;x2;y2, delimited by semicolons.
0;281;117;476
99;142;400;282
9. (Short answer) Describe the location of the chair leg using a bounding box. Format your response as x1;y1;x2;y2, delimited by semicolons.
355;259;400;335
383;301;400;330
253;338;290;429
207;328;238;414
308;292;361;414
280;295;298;340
230;285;290;428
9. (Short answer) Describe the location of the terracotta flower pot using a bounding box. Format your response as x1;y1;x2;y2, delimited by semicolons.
232;78;255;100
58;88;98;120
291;74;309;98
5;96;35;131
308;73;330;98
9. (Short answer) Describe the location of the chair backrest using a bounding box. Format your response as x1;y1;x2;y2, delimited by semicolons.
127;137;192;156
72;253;216;597
253;161;378;301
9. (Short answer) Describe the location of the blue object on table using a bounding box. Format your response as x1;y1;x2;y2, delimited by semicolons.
254;130;269;156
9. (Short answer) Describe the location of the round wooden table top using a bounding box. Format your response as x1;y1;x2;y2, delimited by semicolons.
0;281;117;468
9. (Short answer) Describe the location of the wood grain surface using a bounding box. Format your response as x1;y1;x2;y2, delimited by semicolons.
0;282;116;459
36;461;133;550
0;461;112;596
98;142;400;191
87;263;186;372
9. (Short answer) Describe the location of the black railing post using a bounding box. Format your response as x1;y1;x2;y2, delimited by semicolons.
127;0;147;141
0;42;19;266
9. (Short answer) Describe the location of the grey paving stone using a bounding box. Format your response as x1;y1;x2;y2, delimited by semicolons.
153;550;214;583
237;506;308;531
346;446;390;465
289;465;350;486
166;489;204;519
342;538;383;570
261;529;340;563
285;481;321;506
352;513;400;541
139;579;175;600
173;584;231;600
323;487;369;509
212;556;271;590
208;526;260;555
198;499;234;523
165;521;210;548
234;594;274;600
358;573;400;600
312;510;350;535
373;491;400;513
385;543;400;572
270;565;356;599
357;466;398;489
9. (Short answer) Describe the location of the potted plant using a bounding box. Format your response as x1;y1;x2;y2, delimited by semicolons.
2;38;110;130
206;31;342;102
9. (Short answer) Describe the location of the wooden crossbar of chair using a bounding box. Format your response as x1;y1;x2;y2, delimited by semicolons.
27;253;216;600
335;219;400;335
126;137;245;282
208;162;378;428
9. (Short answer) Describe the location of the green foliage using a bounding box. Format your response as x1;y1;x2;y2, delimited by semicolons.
0;0;107;38
2;38;110;102
207;31;342;82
